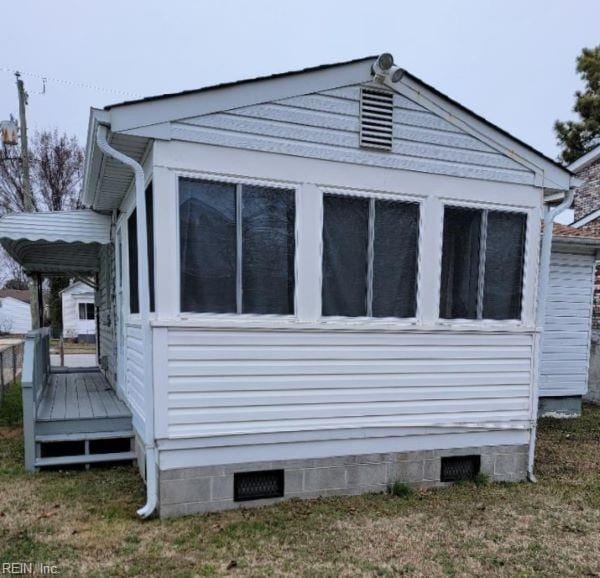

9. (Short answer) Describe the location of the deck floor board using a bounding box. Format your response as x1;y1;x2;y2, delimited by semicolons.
37;370;130;422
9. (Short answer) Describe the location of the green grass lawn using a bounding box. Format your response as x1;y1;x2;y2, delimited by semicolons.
1;381;599;577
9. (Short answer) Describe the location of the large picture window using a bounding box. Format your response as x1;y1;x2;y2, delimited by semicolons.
322;194;419;318
179;178;295;315
440;206;526;320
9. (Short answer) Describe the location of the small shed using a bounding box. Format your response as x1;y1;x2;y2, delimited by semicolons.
539;224;600;416
0;289;32;335
60;281;96;342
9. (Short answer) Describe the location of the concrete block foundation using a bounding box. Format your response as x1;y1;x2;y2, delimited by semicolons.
539;396;582;418
158;444;529;518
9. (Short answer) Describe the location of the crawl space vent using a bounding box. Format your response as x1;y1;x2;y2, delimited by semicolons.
234;470;284;502
441;455;481;482
359;87;394;151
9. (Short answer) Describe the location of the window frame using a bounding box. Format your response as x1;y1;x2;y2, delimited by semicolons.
438;201;530;324
176;172;299;318
78;302;95;321
319;187;422;323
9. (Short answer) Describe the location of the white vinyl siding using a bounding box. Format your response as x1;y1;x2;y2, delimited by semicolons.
125;322;145;432
175;84;534;186
0;297;31;334
163;329;533;441
540;250;595;397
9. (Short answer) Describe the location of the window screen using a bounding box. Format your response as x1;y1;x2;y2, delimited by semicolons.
439;208;481;319
242;186;295;314
483;211;526;320
322;195;369;317
127;183;156;314
322;194;419;318
440;206;526;320
179;178;296;315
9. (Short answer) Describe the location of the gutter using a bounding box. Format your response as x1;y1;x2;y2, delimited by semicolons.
96;125;157;518
528;185;576;482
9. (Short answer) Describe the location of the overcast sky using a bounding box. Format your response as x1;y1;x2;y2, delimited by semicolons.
2;0;599;160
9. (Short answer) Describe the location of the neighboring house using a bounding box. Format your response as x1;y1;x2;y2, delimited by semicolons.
568;144;600;404
0;289;32;334
0;54;576;518
539;224;600;417
60;281;96;342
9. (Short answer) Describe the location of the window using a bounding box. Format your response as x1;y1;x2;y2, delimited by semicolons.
322;194;419;318
179;178;295;315
440;206;526;320
78;303;95;320
128;183;155;314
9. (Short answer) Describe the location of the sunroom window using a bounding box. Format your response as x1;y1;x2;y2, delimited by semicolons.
322;194;419;318
439;206;526;320
179;178;295;315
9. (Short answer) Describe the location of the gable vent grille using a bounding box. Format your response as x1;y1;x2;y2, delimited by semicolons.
359;87;394;151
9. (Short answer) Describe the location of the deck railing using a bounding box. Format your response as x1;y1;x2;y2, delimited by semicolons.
0;340;24;408
21;327;51;471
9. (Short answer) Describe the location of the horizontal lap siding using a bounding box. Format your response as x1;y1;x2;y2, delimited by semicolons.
174;84;533;185
540;251;595;396
125;323;145;428
165;330;533;439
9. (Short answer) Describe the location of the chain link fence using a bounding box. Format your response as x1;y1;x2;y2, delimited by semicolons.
0;341;24;408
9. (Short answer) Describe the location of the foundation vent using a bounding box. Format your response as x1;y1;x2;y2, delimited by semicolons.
360;87;394;151
234;469;284;502
441;455;481;482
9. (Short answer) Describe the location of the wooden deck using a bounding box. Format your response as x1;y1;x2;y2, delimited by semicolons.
38;369;130;422
32;368;134;468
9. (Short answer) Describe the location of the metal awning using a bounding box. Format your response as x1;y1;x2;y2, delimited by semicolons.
0;210;111;274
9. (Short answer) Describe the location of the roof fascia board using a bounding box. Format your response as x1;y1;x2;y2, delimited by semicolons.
552;236;600;250
568;144;600;173
392;74;572;191
571;208;600;228
108;59;375;133
82;109;110;207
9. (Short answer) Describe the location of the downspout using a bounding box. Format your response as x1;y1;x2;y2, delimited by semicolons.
96;125;157;518
528;186;575;481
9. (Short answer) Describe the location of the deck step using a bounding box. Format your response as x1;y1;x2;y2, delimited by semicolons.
35;451;136;468
35;430;134;443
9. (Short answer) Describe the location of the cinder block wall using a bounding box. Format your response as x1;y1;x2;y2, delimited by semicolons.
158;444;529;518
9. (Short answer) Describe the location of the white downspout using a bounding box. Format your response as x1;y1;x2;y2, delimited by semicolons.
528;185;575;481
96;125;157;518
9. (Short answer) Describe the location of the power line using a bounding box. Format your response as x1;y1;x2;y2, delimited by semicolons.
0;66;142;98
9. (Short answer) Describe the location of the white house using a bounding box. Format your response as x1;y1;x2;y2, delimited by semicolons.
60;281;96;342
0;54;577;518
0;289;32;334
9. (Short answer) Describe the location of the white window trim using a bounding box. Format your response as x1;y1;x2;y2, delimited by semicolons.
118;173;155;324
318;186;423;326
174;170;301;320
437;200;533;326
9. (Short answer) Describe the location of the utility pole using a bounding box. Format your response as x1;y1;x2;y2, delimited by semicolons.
16;73;34;212
16;72;40;328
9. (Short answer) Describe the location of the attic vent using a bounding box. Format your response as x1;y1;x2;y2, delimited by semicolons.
360;87;394;151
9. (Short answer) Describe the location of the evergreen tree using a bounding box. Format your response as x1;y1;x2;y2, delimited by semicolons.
555;45;600;164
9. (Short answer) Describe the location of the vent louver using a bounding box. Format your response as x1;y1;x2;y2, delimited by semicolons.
359;87;394;151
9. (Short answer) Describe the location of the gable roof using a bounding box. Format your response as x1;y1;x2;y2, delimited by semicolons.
104;56;569;176
84;54;576;209
0;289;30;303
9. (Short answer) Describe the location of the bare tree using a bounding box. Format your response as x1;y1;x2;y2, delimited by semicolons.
0;130;84;334
34;130;83;212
